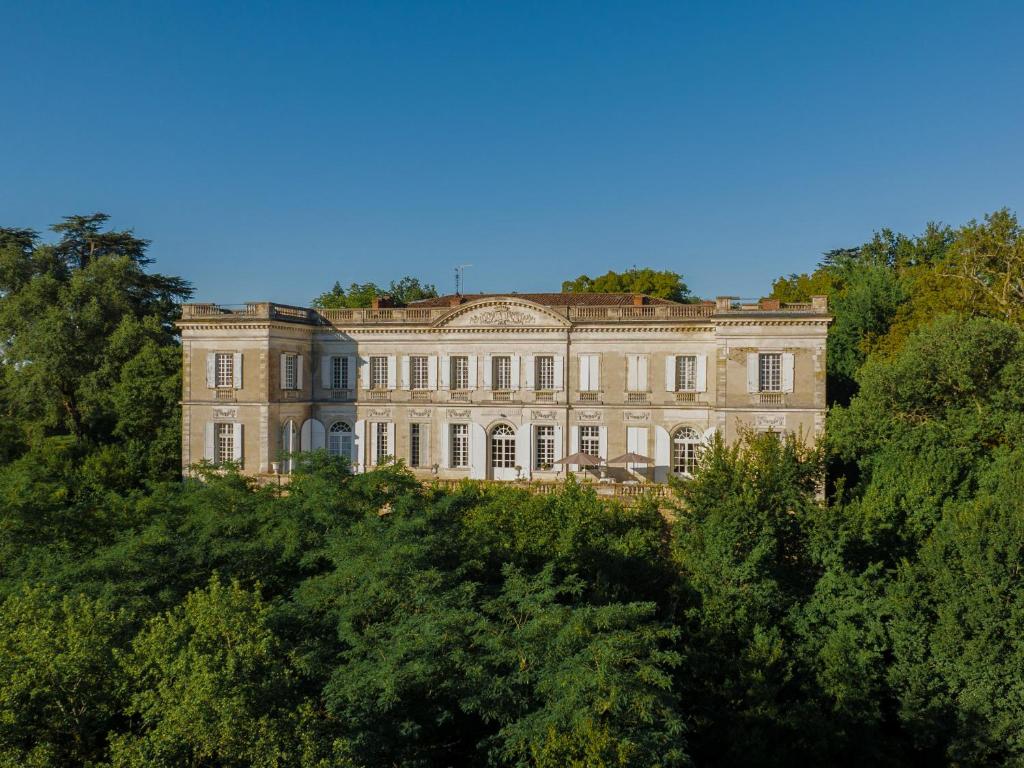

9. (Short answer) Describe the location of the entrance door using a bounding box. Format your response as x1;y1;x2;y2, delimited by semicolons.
489;424;518;480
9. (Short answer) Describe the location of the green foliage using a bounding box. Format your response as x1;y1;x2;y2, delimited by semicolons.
312;275;438;308
561;268;693;302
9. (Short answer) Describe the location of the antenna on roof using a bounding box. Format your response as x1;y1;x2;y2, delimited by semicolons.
455;264;473;295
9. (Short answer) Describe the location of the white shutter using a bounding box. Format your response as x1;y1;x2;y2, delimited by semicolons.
280;354;289;390
654;426;670;483
206;353;216;388
468;355;478;389
696;354;708;392
553;355;564;391
204;422;215;461
639;355;648;391
232;423;243;463
233;352;243;389
368;423;377;464
386;355;397;390
569;425;579;472
627;426;639;454
296;355;303;390
746;353;759;393
483;354;493;389
386;422;395;460
439;355;451;390
321;356;332;388
360;357;370;390
440;423;450;468
427;356;438;390
515;423;533;480
553;425;563;473
578;355;590;391
782;353;795;393
665;356;676;392
590;355;600;391
420;423;431;465
598;426;608;463
510;355;521;391
525;355;535;390
400;356;410;389
353;420;365;472
469;423;486;479
627;355;638;392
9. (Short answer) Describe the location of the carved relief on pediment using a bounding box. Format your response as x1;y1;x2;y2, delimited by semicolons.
437;300;569;329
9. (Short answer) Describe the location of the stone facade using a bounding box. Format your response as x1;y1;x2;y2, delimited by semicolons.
177;293;830;482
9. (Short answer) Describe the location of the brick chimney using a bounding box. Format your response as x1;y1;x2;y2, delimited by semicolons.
449;295;463;308
632;294;645;306
715;296;734;312
759;298;781;311
370;296;382;310
811;294;829;312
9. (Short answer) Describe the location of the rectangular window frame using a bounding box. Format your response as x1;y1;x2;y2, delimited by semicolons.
370;356;389;389
410;356;430;390
374;422;389;464
282;354;298;390
534;425;555;470
493;356;512;390
331;356;350;390
215;352;234;389
759;353;782;393
215;422;234;463
450;423;469;468
452;356;470;390
536;355;555;390
409;423;423;467
579;425;600;456
676;355;697;392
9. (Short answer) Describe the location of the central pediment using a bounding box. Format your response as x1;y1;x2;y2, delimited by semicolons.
433;298;570;329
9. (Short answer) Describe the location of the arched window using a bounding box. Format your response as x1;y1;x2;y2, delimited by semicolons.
328;421;353;459
672;427;701;477
490;424;516;468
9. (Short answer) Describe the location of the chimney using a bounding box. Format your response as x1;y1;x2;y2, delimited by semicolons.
811;295;829;312
632;294;645;306
759;298;781;311
715;296;734;312
449;295;463;308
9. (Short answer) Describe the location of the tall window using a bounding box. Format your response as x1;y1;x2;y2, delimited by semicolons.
493;356;512;389
672;427;701;476
409;423;423;467
579;425;600;456
675;355;697;391
328;421;353;459
450;424;469;468
534;425;555;469
490;424;516;468
452;356;470;390
374;422;389;464
215;353;234;388
331;356;350;390
282;354;298;389
536;356;554;390
410;356;429;389
759;353;782;392
370;356;389;389
215;423;234;463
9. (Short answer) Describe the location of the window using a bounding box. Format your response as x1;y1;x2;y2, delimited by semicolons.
534;425;555;470
579;425;600;457
578;354;599;391
676;355;697;391
490;424;516;468
410;356;429;389
410;423;423;467
282;354;298;389
450;424;469;468
328;421;353;459
452;356;470;390
672;427;701;477
374;422;389;464
759;353;782;392
215;353;234;388
493;356;512;390
370;356;388;389
536;356;554;390
331;357;350;390
215;423;234;463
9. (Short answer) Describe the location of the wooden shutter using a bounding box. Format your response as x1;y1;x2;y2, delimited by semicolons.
400;356;410;389
204;422;215;461
353;420;364;472
696;355;708;392
654;426;669;483
233;352;243;389
569;425;579;471
321;356;332;388
665;356;676;392
427;356;438;390
469;423;486;479
782;353;795;393
232;423;243;463
553;355;564;390
598;426;608;463
482;354;493;389
439;355;450;389
346;355;356;389
386;355;397;389
280;354;289;390
359;357;370;390
515;423;532;480
589;355;600;391
524;355;535;390
746;353;759;393
206;353;216;388
578;355;590;391
440;423;450;468
553;425;563;470
638;355;648;391
468;355;478;388
296;355;303;390
386;422;395;460
627;355;639;391
510;355;521;390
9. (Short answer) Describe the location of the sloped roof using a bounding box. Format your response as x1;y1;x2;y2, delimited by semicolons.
408;292;682;308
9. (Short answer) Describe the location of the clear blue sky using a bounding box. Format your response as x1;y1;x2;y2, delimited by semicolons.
3;1;1022;305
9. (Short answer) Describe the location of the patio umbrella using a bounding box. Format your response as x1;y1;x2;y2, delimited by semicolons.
607;452;654;465
553;451;602;467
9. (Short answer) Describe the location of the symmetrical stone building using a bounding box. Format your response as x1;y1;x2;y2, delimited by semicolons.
177;292;829;482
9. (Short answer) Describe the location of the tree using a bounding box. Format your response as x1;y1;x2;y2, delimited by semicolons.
561;268;693;302
311;276;437;308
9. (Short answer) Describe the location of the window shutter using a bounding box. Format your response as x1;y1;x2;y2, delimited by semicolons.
233;352;243;389
386;355;397;389
469;423;486;479
440;423;450;468
598;426;608;463
420;423;431;465
654;426;670;483
590;355;600;391
296;355;303;390
665;356;676;392
483;354;493;389
321;356;332;388
627;355;638;391
578;355;590;391
353;420;365;472
524;356;535;390
696;354;708;392
468;355;478;388
439;355;450;389
346;355;356;389
206;353;216;388
427;355;438;390
515;423;532;480
232;423;243;463
746;353;759;393
782;353;795;393
638;355;649;391
510;355;521;391
280;354;289;390
204;422;215;461
386;422;395;460
569;425;579;471
400;356;411;390
553;355;564;390
553;425;563;470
